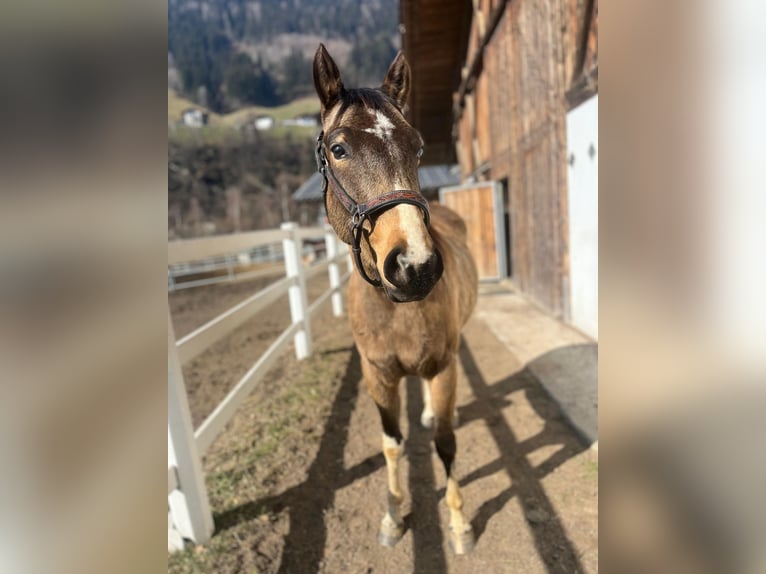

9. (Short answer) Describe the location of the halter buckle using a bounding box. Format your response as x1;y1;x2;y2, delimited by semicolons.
315;131;328;175
351;210;364;229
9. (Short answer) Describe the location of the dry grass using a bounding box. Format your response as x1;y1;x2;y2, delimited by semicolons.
167;284;355;573
168;90;319;128
219;97;320;127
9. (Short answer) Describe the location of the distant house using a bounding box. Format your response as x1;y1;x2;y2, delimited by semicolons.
282;114;319;128
254;115;275;131
181;108;208;127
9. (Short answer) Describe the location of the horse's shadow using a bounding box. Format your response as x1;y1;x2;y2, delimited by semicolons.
454;338;593;573
213;347;374;574
214;338;594;574
398;338;592;573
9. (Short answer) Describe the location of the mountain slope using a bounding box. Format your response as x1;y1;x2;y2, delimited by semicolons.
168;0;400;113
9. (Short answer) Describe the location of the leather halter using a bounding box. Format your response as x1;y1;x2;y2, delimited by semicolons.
314;131;431;288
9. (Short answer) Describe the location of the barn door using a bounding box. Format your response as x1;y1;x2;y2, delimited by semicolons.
566;95;598;338
439;181;507;281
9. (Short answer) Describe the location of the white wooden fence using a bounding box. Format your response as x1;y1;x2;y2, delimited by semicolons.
168;223;351;551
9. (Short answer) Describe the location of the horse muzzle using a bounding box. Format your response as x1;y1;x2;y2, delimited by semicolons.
382;247;444;302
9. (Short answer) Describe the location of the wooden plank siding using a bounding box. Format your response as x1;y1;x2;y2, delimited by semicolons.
457;106;474;175
402;0;598;316
475;68;491;167
461;0;595;315
441;184;500;278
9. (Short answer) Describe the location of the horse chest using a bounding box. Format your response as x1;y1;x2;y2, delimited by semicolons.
350;300;454;379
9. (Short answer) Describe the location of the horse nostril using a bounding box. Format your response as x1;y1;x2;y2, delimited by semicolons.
383;247;407;286
430;249;444;281
384;247;443;292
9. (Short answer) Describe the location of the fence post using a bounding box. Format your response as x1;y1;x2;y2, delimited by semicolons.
325;226;344;317
346;246;354;275
225;254;235;281
168;310;214;548
281;222;312;359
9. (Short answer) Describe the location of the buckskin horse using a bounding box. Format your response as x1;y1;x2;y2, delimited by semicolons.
313;44;479;554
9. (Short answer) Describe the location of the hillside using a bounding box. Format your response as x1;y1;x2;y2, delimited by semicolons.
168;0;399;113
167;0;398;238
168;90;320;126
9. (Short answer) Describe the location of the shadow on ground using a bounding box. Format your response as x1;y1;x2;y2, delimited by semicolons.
215;338;592;573
457;338;589;573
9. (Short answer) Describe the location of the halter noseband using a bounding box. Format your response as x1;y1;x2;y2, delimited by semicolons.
314;131;430;288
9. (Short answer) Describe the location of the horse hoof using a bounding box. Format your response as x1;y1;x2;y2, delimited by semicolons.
378;526;404;548
420;413;434;429
448;528;475;555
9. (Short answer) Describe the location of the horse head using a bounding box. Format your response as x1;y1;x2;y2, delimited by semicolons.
313;44;443;303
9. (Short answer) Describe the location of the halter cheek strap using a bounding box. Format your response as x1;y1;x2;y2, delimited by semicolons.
315;131;430;288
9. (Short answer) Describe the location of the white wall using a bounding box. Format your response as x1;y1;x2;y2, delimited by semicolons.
566;95;598;339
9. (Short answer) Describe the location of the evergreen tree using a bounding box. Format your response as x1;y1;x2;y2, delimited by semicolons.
168;0;400;111
280;49;313;102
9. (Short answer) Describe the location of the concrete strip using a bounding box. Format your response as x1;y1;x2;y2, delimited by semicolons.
475;284;598;445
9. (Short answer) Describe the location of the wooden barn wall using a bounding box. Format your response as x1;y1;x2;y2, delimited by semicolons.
455;0;597;315
475;67;491;166
457;99;475;175
489;0;568;314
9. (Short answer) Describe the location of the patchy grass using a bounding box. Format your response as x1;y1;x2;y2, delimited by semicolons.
168;90;221;124
168;533;259;574
168;310;355;574
264;124;317;139
167;121;316;146
219;96;320;127
168;89;319;133
584;458;598;479
168;124;250;146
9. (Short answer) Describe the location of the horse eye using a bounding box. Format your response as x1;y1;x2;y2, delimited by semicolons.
330;144;347;159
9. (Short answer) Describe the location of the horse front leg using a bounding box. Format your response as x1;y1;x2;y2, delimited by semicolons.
363;358;405;547
430;357;474;554
420;377;460;429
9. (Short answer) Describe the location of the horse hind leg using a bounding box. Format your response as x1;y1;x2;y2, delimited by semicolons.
430;359;474;554
421;377;460;429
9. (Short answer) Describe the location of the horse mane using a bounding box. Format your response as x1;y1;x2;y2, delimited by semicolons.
338;87;393;116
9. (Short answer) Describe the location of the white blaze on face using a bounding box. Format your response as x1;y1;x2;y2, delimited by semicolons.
395;204;431;265
363;109;396;140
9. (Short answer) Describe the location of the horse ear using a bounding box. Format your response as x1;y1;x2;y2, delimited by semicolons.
313;43;343;110
381;51;411;110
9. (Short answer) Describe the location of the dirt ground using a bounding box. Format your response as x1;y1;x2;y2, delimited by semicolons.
168;276;598;574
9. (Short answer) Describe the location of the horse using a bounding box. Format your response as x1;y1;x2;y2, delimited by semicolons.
313;44;479;554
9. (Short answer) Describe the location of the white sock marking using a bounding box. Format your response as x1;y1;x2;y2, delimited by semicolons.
383;434;402;450
421;379;435;428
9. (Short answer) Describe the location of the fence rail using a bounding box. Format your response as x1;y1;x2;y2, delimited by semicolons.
167;226;331;292
167;223;350;551
168;229;290;266
176;274;296;365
